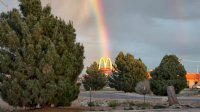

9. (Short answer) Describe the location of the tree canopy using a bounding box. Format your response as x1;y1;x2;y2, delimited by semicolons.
82;62;107;91
150;55;187;96
0;0;84;107
109;52;147;92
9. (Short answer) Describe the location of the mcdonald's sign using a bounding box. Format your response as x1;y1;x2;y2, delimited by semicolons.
98;57;113;70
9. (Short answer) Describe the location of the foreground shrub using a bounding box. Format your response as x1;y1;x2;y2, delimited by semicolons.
82;62;107;91
109;52;147;92
108;100;119;108
150;55;187;96
0;0;84;107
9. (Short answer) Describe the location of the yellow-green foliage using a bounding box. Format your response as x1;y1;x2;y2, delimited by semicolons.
108;100;120;108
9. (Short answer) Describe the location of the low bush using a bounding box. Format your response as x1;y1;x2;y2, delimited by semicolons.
108;100;119;108
126;101;135;106
82;62;107;91
87;101;99;107
88;102;95;107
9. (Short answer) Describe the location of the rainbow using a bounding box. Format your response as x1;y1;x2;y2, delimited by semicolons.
89;0;110;58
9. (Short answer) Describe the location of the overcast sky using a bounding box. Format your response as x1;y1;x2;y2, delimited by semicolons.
1;0;200;73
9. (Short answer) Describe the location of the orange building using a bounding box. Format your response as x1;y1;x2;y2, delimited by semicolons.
147;72;152;79
186;73;200;88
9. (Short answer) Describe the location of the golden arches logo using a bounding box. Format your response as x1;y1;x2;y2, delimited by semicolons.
98;57;113;70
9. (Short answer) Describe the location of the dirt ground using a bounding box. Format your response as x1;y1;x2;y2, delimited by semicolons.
0;89;200;112
16;96;200;112
17;107;88;112
16;107;200;112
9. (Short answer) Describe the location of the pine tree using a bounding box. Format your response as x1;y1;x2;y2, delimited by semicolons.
82;62;107;91
108;52;147;92
150;55;187;96
0;0;84;107
108;68;125;91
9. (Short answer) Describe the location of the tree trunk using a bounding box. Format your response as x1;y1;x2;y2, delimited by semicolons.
167;86;179;106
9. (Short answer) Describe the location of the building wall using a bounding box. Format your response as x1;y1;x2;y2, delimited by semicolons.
187;80;195;88
186;73;200;88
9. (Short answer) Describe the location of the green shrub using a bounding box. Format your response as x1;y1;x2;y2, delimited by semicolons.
150;55;187;96
46;80;80;106
87;101;99;107
88;102;95;107
0;0;84;107
82;62;107;91
128;101;135;106
108;100;119;108
108;52;147;92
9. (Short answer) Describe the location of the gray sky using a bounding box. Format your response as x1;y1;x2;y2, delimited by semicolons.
1;0;200;73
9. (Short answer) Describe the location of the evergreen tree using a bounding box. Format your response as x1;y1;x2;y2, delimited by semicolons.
150;55;187;96
0;0;84;107
82;62;107;91
108;52;147;92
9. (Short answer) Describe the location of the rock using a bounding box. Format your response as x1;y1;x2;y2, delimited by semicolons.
36;104;41;109
161;97;168;102
50;104;55;107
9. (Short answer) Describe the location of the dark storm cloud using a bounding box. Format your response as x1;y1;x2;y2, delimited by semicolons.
103;0;200;20
101;0;200;55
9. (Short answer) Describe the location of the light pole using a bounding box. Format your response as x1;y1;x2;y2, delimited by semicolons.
89;87;91;111
89;87;91;104
143;86;146;103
